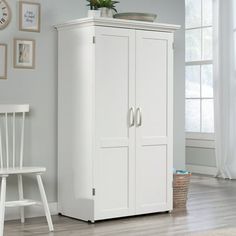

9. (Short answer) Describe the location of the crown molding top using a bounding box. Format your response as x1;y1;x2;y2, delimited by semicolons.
54;17;181;32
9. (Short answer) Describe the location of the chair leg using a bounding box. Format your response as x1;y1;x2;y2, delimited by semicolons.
0;176;7;236
17;175;25;223
36;174;54;232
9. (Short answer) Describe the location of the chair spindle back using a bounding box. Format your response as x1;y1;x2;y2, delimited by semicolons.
0;105;29;169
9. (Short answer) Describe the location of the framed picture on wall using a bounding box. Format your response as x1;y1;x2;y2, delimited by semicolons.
14;39;35;69
0;44;7;79
19;1;41;32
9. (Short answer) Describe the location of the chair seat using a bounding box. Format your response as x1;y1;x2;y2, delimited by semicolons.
0;167;46;175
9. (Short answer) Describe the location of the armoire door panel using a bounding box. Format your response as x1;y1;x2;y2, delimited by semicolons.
136;146;167;210
94;27;136;219
136;35;168;138
99;147;129;211
95;33;130;139
135;30;173;213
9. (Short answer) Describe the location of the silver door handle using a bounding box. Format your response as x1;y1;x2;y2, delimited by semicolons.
136;108;142;127
129;107;135;127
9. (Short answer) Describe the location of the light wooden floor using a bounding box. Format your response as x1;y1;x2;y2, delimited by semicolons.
4;175;236;236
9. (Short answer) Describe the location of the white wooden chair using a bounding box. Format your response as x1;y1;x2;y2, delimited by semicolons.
0;104;54;236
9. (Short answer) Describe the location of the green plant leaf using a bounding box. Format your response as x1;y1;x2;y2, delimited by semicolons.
96;0;119;11
86;0;101;10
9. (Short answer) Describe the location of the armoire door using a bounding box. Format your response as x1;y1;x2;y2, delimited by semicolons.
94;27;136;219
135;30;174;214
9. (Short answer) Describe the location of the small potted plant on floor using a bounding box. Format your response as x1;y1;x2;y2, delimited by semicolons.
98;0;119;18
87;0;101;17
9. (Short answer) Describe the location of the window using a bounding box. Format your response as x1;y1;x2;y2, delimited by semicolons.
185;0;214;134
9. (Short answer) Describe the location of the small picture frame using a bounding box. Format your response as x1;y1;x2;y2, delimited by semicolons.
14;39;35;69
0;44;7;79
19;1;41;32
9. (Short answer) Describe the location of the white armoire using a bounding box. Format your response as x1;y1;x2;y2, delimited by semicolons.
56;17;180;222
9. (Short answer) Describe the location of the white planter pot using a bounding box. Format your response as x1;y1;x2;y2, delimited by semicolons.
100;8;114;18
88;9;101;17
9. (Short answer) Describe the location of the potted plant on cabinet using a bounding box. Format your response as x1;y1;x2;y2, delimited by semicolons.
87;0;101;17
98;0;119;18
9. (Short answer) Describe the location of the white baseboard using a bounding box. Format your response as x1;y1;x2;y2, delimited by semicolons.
5;202;58;221
186;164;217;176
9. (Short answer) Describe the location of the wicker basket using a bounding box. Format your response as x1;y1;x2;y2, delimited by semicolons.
173;173;191;209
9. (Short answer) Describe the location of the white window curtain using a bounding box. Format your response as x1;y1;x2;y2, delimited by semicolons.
214;0;236;179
